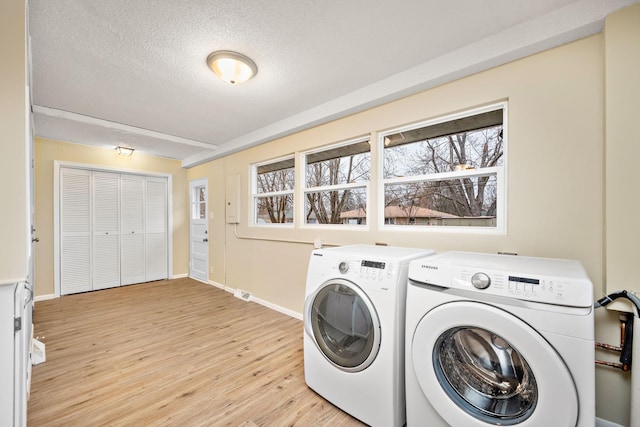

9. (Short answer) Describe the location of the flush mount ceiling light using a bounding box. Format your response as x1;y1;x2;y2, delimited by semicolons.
206;50;257;85
116;146;135;156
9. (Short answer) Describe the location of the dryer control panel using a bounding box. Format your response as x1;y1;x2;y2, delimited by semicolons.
342;259;395;280
408;251;594;308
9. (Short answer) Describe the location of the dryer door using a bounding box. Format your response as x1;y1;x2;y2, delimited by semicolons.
304;278;380;372
412;301;578;426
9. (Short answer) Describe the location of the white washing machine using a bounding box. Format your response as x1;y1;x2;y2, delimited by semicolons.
405;251;595;427
304;245;435;427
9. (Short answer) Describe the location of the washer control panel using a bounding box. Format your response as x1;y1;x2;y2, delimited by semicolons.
456;267;592;308
408;252;594;308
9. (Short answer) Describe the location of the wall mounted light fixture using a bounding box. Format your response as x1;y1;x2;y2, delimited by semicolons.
116;146;135;156
207;50;257;85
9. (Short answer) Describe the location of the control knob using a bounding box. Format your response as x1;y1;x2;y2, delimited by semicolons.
338;261;349;274
471;272;491;289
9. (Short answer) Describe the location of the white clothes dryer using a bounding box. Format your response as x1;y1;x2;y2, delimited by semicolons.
405;251;595;427
304;245;435;427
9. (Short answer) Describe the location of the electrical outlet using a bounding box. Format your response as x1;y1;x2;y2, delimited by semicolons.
210;266;214;274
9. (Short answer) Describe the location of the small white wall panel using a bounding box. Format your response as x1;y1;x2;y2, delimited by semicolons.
60;168;92;294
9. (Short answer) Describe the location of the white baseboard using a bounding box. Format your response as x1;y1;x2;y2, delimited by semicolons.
251;295;303;321
172;273;188;279
207;280;226;290
34;294;56;302
208;282;302;320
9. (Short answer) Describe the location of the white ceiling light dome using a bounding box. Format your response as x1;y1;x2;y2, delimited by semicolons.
206;50;257;85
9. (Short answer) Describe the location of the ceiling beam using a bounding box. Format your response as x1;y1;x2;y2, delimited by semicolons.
33;105;217;150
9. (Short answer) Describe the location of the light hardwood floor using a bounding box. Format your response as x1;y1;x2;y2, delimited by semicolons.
28;278;365;426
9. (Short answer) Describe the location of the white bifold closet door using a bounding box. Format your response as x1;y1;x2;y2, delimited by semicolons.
60;168;168;295
60;168;92;294
145;177;168;282
121;174;146;286
92;171;120;290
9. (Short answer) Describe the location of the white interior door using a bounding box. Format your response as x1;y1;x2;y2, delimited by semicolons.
28;100;36;295
190;179;208;282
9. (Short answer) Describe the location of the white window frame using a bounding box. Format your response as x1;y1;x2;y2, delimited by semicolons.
379;102;507;234
302;136;371;229
250;155;295;227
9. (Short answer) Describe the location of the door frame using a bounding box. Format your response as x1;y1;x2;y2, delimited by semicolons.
53;161;173;297
189;178;209;283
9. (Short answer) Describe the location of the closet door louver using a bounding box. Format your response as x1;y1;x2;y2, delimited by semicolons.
60;168;92;295
145;177;168;281
121;174;146;286
92;172;120;290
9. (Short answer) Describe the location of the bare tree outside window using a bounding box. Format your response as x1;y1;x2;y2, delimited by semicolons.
304;139;370;225
382;107;505;228
253;159;294;224
252;106;505;230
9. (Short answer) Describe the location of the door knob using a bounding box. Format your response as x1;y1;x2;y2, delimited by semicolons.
203;238;208;243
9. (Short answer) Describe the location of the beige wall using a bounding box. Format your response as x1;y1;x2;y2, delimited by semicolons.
190;33;605;313
0;1;28;282
594;4;640;426
34;138;190;296
605;4;640;295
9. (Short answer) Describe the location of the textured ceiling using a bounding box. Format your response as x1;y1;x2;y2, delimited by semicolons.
29;0;637;167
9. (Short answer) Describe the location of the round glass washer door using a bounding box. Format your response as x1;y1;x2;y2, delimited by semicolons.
304;278;380;372
411;301;578;426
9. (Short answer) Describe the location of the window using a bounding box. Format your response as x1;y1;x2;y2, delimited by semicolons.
381;104;506;230
303;137;371;225
252;156;295;224
192;185;206;220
